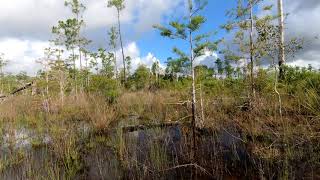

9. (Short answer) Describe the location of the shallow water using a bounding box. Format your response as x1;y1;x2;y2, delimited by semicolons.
0;120;317;179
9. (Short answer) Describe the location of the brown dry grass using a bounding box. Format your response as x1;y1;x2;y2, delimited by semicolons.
116;90;189;123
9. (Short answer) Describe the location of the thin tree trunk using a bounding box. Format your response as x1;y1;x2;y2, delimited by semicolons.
117;9;126;83
79;48;82;70
200;83;205;125
46;70;49;97
114;50;118;80
188;2;198;166
278;0;285;79
189;4;199;130
79;49;82;71
273;58;288;178
84;51;89;88
77;13;82;71
58;50;64;105
79;49;83;91
45;61;50;112
72;48;77;96
1;66;3;94
76;12;84;92
249;1;255;101
60;71;64;106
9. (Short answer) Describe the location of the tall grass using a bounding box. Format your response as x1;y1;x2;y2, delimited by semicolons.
0;71;319;178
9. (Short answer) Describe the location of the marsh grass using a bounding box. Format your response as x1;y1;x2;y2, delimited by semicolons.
0;77;318;179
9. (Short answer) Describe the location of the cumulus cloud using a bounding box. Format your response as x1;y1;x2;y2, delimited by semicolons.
115;42;164;73
0;0;319;75
0;0;184;75
260;0;320;68
0;38;165;75
0;0;183;40
0;38;50;75
0;0;70;39
288;59;320;69
194;51;218;68
85;0;182;32
131;0;183;34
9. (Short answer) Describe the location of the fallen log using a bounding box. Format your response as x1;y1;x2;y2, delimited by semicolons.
122;121;185;133
0;82;34;99
11;82;33;95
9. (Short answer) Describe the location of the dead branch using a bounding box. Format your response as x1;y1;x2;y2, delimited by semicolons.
164;101;191;105
222;128;246;143
0;82;34;99
11;82;33;95
161;163;213;177
122;121;183;133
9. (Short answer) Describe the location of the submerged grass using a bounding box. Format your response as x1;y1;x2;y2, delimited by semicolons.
0;76;318;179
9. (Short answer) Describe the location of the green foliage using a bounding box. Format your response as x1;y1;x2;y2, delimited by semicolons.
125;56;131;76
88;75;120;103
215;58;224;75
98;48;114;78
224;60;234;78
151;61;160;75
0;53;8;93
154;0;217;76
52;19;83;50
0;53;8;72
64;0;86;15
129;65;151;90
195;66;214;81
222;0;267;65
1;1;320;179
188;15;206;31
107;0;125;11
108;27;118;49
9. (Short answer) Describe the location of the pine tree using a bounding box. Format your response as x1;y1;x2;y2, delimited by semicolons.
125;56;131;76
222;0;265;103
98;48;115;78
36;48;56;112
278;0;285;79
108;27;119;80
52;0;90;95
154;0;218;129
51;49;68;106
215;58;224;77
151;61;160;84
64;0;91;71
0;53;8;94
108;0;127;83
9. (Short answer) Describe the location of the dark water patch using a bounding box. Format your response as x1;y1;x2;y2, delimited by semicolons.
0;120;319;179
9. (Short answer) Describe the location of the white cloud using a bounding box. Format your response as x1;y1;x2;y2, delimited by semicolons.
132;0;183;34
0;38;50;75
259;0;320;66
0;39;166;75
0;0;70;38
84;0;135;29
288;59;320;69
0;0;183;40
0;0;184;75
120;44;219;74
115;42;164;73
194;51;218;68
0;0;319;75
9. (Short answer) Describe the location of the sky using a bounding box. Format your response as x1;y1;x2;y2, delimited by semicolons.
0;0;319;75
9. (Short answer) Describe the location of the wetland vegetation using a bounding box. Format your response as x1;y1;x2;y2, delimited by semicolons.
0;0;319;179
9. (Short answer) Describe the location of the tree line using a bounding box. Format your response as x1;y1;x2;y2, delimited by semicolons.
0;0;315;127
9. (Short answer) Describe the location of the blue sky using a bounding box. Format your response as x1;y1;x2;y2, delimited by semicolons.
0;0;319;75
136;1;235;63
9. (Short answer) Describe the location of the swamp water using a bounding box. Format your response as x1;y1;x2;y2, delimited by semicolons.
0;117;316;179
